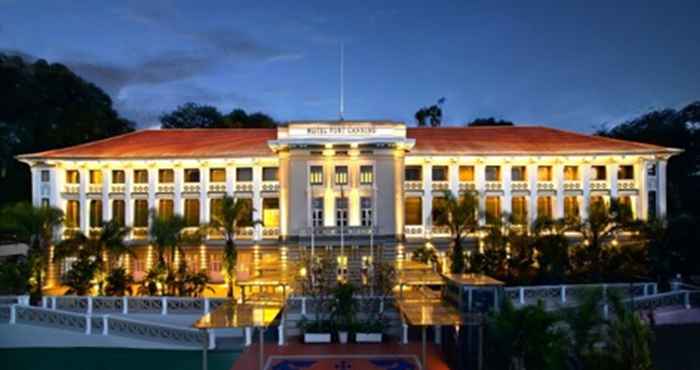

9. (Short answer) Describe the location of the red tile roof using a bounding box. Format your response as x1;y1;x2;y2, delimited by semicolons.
18;126;677;160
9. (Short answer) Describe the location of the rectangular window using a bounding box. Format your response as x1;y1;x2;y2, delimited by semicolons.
592;166;606;181
309;166;323;185
335;197;348;227
335;166;348;185
564;196;579;220
210;198;223;223
618;165;634;180
262;198;280;228
262;167;278;181
66;200;80;228
133;170;148;184
89;200;102;227
618;196;633;220
133;200;149;227
360;165;373;185
158;199;174;219
647;164;657;177
112;170;125;184
511;166;527;182
41;198;50;208
112;200;125;226
459;166;474;182
511;196;528;225
648;191;656;219
210;168;226;183
312;198;324;227
184;169;200;183
159;169;174;183
485;166;501;181
432;197;447;226
66;170;80;184
236;167;253;182
485;196;501;224
237;198;253;226
538;166;552;181
537;196;553;220
405;165;422;181
564;166;578;181
184;199;200;227
404;197;422;226
361;197;373;227
41;170;50;182
590;195;605;208
432;166;448;181
89;170;102;184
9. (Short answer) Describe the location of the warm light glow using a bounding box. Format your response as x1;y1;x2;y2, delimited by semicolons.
146;245;153;270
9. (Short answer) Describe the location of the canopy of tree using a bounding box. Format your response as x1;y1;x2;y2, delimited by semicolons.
0;54;134;206
466;117;515;127
414;97;445;127
160;102;277;129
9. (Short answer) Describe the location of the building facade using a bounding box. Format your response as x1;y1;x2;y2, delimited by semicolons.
18;121;679;286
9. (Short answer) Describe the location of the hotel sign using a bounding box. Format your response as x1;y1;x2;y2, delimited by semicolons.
305;126;377;136
284;122;405;140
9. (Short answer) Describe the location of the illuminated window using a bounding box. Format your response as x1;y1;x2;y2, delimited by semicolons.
158;199;174;219
485;166;500;181
618;196;633;220
66;200;80;228
262;198;280;228
590;195;605;208
66;170;80;184
133;170;148;184
112;170;125;184
405;166;422;181
159;169;174;183
89;200;102;227
538;166;552;181
459;166;474;182
537;196;553;220
41;198;50;208
511;166;526;181
485;196;501;224
112;200;125;226
335;166;348;185
210;168;226;182
564;196;579;220
184;199;200;227
405;197;422;226
41;170;50;182
336;197;348;227
184;169;200;183
432;166;448;181
309;166;323;185
133;200;148;227
89;170;102;184
237;198;253;226
210;198;223;223
236;167;253;182
564;166;578;181
312;198;324;227
618;165;634;180
511;196;528;225
432;197;447;226
360;165;373;185
591;166;606;181
361;197;373;227
263;167;278;181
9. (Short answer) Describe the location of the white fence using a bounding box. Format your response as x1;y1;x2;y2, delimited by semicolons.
504;282;657;308
41;296;228;315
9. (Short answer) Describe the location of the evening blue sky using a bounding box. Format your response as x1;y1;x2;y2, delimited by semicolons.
1;0;699;131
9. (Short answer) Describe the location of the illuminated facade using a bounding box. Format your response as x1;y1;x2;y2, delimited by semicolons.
18;121;679;285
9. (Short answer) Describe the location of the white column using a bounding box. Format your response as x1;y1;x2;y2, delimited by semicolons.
174;167;183;215
636;160;648;220
502;164;512;216
201;166;210;224
225;165;235;197
348;153;360;226
657;160;667;218
30;167;41;206
147;167;157;217
102;168;111;222
527;164;537;224
125;169;134;228
422;163;432;234
475;163;486;225
79;168;89;234
608;163;619;201
449;161;459;195
581;163;591;220
253;165;263;240
554;164;564;219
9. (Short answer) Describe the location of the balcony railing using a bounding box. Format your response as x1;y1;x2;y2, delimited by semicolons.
182;183;200;193
88;227;102;237
563;180;581;191
617;179;636;190
404;181;423;191
404;225;424;237
63;184;80;194
62;227;80;239
431;181;449;191
429;225;450;236
459;181;476;191
235;226;254;239
235;182;254;192
110;184;126;193
311;226;373;236
87;185;102;194
537;181;555;191
208;183;226;193
590;180;608;190
262;227;280;239
131;227;148;240
511;181;528;191
132;184;148;193
157;184;175;193
261;181;280;192
484;181;502;191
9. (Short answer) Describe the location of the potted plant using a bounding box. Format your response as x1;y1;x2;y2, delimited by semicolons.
331;282;356;344
297;253;335;343
299;317;333;343
355;319;385;343
355;260;396;343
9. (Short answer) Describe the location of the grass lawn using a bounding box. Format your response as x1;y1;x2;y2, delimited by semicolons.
0;347;240;370
654;324;700;370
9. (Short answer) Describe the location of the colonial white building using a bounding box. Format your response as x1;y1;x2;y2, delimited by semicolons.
18;121;679;286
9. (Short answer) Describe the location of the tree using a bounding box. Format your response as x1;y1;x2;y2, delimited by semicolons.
531;217;572;284
433;190;479;273
159;103;277;129
223;109;276;128
466;117;515;127
414;97;445;127
208;195;254;298
0;54;134;206
0;202;63;302
148;211;188;267
105;267;134;296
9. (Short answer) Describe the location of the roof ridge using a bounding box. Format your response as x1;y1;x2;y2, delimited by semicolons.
536;125;672;150
17;129;145;158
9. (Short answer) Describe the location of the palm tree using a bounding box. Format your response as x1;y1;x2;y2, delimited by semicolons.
208;195;253;298
433;190;479;273
148;210;188;267
0;202;63;302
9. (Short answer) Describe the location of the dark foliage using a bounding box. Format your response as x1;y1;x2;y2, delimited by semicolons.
466;117;515;127
160;103;277;129
0;255;31;294
415;97;445;127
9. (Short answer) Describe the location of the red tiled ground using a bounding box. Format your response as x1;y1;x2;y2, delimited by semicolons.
231;339;449;370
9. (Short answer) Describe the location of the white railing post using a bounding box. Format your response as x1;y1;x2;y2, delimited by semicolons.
87;297;93;315
685;292;691;309
379;298;384;313
10;304;16;324
519;288;525;305
434;325;441;344
603;304;609;320
652;283;658;295
245;327;252;346
161;297;168;315
301;297;306;315
208;329;216;350
42;296;48;308
643;284;648;296
51;297;56;310
402;322;408;344
85;316;91;335
19;295;29;306
561;286;567;304
204;298;210;314
122;297;128;314
278;323;285;346
103;315;109;335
